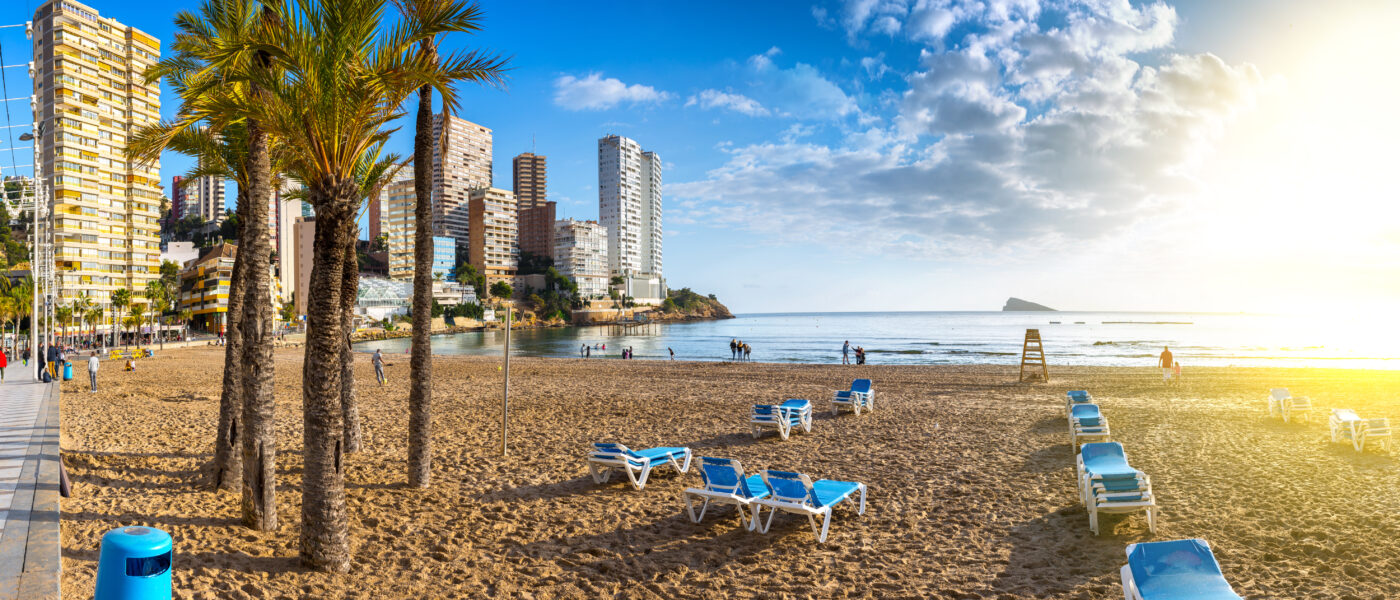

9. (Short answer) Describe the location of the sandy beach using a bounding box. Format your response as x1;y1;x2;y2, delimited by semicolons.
54;346;1400;598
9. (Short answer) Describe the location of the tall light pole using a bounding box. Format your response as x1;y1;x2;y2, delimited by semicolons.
19;125;43;378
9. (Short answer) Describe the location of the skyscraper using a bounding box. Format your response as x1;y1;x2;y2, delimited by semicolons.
379;164;419;280
512;152;554;261
431;113;492;253
30;0;163;310
598;135;662;277
170;175;185;219
467;187;517;286
553;218;607;299
188;175;227;224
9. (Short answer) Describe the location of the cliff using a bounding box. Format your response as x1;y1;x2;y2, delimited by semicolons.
1002;297;1056;311
648;288;735;322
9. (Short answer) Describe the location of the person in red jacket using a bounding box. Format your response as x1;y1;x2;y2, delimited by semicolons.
0;347;7;383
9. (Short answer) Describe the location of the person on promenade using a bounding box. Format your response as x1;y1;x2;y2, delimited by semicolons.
46;344;60;380
88;351;99;392
842;340;851;365
372;349;386;385
0;347;7;382
1158;346;1174;385
22;347;29;367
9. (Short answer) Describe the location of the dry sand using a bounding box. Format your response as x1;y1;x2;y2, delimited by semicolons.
54;346;1400;599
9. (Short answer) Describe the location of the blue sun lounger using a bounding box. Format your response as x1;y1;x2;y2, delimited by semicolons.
587;443;693;490
1076;442;1157;535
682;457;771;529
1121;539;1242;600
753;470;867;543
751;398;813;440
1069;403;1110;448
1066;390;1093;413
831;379;874;416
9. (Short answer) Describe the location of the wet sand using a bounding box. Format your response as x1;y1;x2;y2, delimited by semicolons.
56;347;1400;598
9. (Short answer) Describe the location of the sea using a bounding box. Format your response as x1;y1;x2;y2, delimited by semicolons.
353;311;1400;370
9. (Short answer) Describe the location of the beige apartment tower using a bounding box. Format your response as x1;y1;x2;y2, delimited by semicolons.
29;0;163;312
467;187;517;286
378;164;416;280
432;113;492;253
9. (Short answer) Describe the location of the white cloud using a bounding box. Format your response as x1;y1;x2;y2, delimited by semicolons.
686;89;770;116
746;53;859;119
860;53;891;80
671;0;1263;259
552;73;670;111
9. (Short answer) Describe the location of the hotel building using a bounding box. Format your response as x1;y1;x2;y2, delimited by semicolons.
29;0;163;311
431;113;492;252
552;218;607;299
512;152;554;260
379;164;417;280
597;135;662;278
467;187;517;286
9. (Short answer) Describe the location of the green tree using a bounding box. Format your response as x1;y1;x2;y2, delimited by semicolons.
455;262;486;298
111;288;131;348
489;281;512;305
395;0;509;491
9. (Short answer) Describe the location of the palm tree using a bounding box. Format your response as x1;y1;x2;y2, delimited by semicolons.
85;306;105;349
7;277;32;352
111;288;131;348
76;295;94;348
129;304;146;348
131;0;278;503
145;280;170;348
340;150;404;455
0;296;14;356
393;0;509;490
55;306;72;347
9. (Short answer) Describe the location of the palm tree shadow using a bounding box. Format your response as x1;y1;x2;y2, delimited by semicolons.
509;512;772;580
986;506;1140;597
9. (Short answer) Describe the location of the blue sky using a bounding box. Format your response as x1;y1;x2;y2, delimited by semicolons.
3;1;1398;314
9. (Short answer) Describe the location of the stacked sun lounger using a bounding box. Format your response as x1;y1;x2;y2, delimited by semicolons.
682;458;867;543
1068;403;1110;448
1066;390;1093;414
831;379;874;415
1121;539;1243;599
1267;388;1313;423
1329;409;1392;452
750;399;813;440
1076;442;1156;535
586;443;692;490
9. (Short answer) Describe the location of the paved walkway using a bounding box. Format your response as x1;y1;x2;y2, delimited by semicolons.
0;369;61;600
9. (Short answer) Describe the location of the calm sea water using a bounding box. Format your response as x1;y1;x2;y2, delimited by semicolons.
354;312;1400;369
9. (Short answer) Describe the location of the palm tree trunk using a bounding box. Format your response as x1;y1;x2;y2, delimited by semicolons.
240;119;278;531
339;236;362;453
301;186;353;572
407;63;435;488
211;189;249;492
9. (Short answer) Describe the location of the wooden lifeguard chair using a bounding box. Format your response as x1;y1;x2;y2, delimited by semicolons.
1019;329;1049;382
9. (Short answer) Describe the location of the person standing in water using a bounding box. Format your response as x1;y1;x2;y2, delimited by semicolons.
842;340;851;365
669;347;675;360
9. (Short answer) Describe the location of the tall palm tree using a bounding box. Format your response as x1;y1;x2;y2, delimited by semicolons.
129;304;146;348
131;0;279;507
55;306;72;347
392;0;508;489
111;288;131;348
146;280;171;348
85;306;104;349
76;295;94;348
340;148;404;454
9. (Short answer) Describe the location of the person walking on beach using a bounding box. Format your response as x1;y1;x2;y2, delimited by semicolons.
580;344;586;358
87;351;99;392
1158;346;1174;385
669;347;674;360
842;340;851;365
372;349;386;385
586;346;591;358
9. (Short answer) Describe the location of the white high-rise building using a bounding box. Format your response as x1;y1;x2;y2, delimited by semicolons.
188;175;227;224
598;135;662;278
553;218;607;299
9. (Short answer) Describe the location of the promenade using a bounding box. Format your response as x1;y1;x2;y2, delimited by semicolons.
0;369;61;600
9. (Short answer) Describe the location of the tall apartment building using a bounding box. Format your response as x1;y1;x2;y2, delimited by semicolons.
598;135;662;278
512;152;555;260
170;174;185;219
553;218;607;299
379;164;418;280
187;175;226;224
431;113;492;253
273;180;300;304
467;187;517;286
29;0;163;310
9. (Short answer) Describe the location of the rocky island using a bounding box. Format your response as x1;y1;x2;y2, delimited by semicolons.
1002;297;1056;311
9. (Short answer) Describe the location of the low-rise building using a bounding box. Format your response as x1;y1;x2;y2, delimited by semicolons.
178;242;282;333
553;218;608;299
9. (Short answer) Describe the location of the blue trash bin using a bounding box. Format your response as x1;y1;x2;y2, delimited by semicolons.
94;526;172;600
63;362;73;381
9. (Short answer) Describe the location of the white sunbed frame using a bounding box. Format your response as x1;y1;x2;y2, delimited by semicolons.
750;402;813;440
1330;409;1392;452
1066;392;1093;415
1087;475;1157;536
1069;412;1111;448
1268;388;1312;423
752;474;868;543
831;386;874;416
587;445;693;491
682;459;767;529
